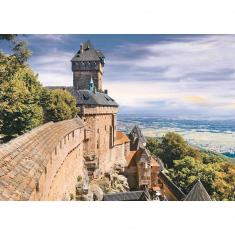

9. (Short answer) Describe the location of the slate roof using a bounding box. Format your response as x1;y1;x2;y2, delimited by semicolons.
0;118;84;200
47;87;118;107
159;171;186;201
71;40;105;63
103;190;151;201
47;86;70;90
69;88;118;107
156;157;165;171
129;125;147;150
184;180;211;201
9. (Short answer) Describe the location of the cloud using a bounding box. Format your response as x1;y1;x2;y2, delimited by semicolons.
30;49;73;86
26;34;235;118
184;95;208;105
107;35;235;82
31;34;66;42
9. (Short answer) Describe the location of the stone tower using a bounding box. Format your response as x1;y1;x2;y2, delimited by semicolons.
71;40;105;92
70;41;119;177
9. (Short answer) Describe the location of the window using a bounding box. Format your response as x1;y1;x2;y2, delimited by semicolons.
60;141;62;149
97;128;99;133
72;131;75;138
97;140;99;149
55;147;57;155
109;126;113;148
36;181;39;192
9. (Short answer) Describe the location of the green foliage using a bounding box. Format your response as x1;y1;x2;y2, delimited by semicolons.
0;35;79;138
168;156;199;193
0;64;43;137
158;132;189;168
42;89;79;123
146;137;160;156
147;133;235;200
12;40;32;64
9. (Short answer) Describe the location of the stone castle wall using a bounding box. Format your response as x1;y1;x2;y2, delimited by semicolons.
0;118;85;201
73;70;103;91
30;128;85;200
80;106;119;174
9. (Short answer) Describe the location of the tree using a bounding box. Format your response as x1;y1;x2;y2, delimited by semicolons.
0;71;43;137
169;156;201;193
146;137;160;156
0;35;42;138
0;34;43;139
158;132;189;168
0;34;17;41
42;89;79;122
147;132;235;200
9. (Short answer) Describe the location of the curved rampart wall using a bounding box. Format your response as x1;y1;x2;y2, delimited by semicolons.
0;118;85;201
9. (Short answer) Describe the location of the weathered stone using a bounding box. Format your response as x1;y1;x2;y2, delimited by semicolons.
90;184;103;201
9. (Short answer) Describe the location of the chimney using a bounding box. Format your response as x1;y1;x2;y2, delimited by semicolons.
80;43;83;54
104;89;108;94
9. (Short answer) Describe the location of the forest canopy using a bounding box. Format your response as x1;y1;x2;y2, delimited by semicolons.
147;133;235;201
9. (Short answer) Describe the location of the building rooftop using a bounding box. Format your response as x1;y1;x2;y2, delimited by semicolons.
0;118;84;200
129;125;147;150
125;151;137;167
47;87;118;107
156;157;165;171
103;190;151;201
71;40;105;63
125;147;158;169
69;88;118;107
150;157;159;167
115;131;130;146
184;179;211;201
159;171;186;201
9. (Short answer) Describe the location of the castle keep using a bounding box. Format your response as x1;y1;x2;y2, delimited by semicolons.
69;40;125;176
71;41;105;92
0;41;211;201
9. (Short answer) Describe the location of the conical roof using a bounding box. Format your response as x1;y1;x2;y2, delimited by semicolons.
184;179;211;201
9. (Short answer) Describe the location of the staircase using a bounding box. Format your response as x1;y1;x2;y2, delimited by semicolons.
84;154;98;178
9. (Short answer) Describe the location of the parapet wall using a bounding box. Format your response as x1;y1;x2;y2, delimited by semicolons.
0;118;85;201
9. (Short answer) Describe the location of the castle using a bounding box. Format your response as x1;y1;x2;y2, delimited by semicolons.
0;41;211;201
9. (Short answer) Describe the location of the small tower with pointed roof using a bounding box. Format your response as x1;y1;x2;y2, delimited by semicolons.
89;76;95;92
71;40;105;92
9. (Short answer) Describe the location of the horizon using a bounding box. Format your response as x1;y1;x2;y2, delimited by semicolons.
1;34;235;119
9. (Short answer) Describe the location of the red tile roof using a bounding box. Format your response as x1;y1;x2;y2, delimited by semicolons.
115;131;130;145
125;151;137;167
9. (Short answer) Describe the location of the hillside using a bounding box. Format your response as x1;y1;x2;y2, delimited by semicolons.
147;133;235;201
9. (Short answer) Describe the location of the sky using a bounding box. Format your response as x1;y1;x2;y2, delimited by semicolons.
1;34;235;119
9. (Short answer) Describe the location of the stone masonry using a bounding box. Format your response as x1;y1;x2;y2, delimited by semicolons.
0;119;85;200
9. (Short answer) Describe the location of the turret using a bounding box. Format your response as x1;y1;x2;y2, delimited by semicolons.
89;76;95;92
